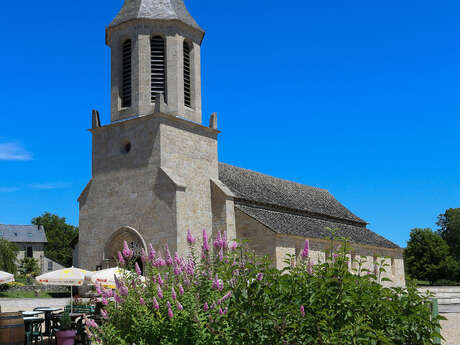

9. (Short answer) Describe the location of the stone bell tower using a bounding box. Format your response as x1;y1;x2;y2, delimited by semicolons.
78;0;228;271
107;0;204;123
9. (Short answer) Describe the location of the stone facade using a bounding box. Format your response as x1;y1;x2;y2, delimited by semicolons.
78;0;405;287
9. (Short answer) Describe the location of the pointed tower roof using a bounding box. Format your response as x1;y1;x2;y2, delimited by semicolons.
110;0;203;32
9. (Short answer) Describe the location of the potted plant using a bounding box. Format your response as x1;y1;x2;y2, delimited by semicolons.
56;311;76;345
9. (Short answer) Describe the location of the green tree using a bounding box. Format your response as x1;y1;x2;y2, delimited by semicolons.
32;213;78;267
18;257;40;279
437;208;460;262
0;239;19;274
404;228;458;284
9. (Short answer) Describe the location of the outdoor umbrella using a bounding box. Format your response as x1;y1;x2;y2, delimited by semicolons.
35;267;92;313
0;271;14;285
87;267;143;289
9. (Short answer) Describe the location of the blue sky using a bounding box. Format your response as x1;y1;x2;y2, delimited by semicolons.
1;0;459;247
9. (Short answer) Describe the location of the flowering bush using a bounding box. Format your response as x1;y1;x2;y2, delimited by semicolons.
89;230;443;345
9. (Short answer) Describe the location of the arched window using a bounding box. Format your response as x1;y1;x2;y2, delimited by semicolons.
151;36;167;103
121;39;132;108
183;41;192;108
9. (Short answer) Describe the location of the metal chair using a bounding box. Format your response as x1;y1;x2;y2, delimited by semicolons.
27;320;44;345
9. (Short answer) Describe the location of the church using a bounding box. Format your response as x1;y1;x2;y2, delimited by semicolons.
77;0;405;286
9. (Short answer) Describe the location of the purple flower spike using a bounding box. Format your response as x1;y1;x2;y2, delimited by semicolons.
203;302;209;311
157;285;164;299
153;297;160;310
301;239;310;259
148;243;156;261
117;251;125;266
120;286;129;296
164;244;173;266
158;273;164;286
178;284;184;295
187;229;196;245
140;297;145;305
135;262;142;276
171;287;177;300
219;308;224;315
122;241;133;259
230;242;238;251
101;309;108;320
177;302;183;311
167;302;174;318
202;229;210;252
300;305;305;317
256;273;264;281
114;294;121;304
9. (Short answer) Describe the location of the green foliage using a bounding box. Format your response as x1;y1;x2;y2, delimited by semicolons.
90;230;443;345
404;228;458;284
0;238;19;274
32;212;78;267
437;208;460;264
18;257;40;281
60;311;72;331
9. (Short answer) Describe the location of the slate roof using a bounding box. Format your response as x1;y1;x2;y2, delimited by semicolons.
0;225;47;243
110;0;203;32
218;163;400;249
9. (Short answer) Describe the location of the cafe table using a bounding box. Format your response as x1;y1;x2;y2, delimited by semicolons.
22;311;43;317
34;307;61;336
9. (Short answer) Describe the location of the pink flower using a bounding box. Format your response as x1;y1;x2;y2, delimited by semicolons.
256;273;264;281
219;308;224;315
157;285;164;299
114;275;121;290
153;297;160;310
300;305;305;317
117;251;125;265
164;244;173;266
203;302;209;311
101;297;108;306
114;294;121;304
222;232;228;249
178;284;184;295
218;248;224;261
167;302;174;318
120;286;129;296
176;302;183;311
148;243;156;261
135;262;142;276
140;249;147;263
139;298;145;305
301;240;309;259
214;232;223;249
122;241;132;259
101;309;108;320
96;283;102;295
158;274;164;286
230;242;238;251
171;287;177;300
174;265;181;276
187;229;196;245
202;229;210;252
212;274;223;291
224;307;228;314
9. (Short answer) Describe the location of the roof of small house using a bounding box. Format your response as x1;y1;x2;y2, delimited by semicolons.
110;0;203;32
0;224;47;243
218;163;400;249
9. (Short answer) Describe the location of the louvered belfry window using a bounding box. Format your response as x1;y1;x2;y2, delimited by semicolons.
121;39;132;108
183;41;192;108
151;36;167;103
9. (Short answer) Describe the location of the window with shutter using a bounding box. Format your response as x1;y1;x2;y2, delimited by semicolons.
121;39;132;108
183;41;192;108
151;36;167;103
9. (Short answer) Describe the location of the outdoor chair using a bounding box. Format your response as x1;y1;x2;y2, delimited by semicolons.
48;314;62;345
26;320;44;345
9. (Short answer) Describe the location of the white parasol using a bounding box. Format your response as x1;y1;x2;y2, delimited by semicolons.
36;267;92;313
0;271;14;285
